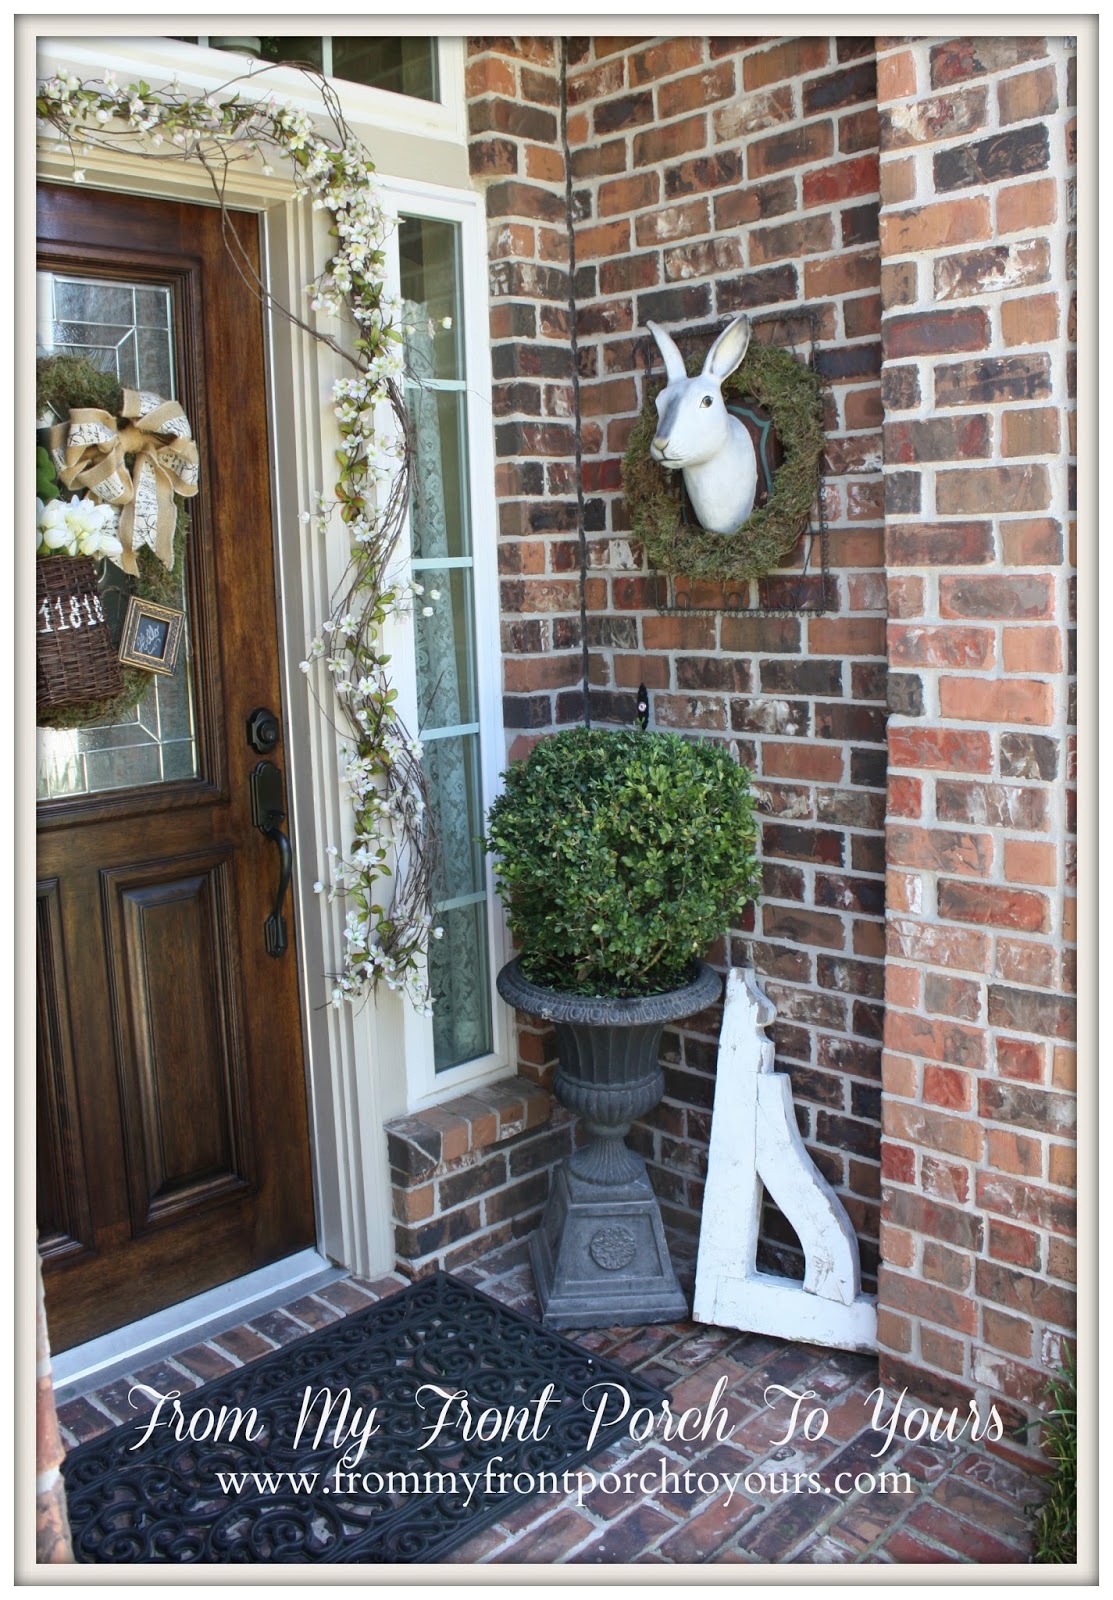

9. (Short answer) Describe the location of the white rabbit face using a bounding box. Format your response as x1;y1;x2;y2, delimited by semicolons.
651;375;730;468
645;313;758;535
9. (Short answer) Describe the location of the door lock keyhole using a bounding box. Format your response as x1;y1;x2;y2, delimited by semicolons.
246;706;281;753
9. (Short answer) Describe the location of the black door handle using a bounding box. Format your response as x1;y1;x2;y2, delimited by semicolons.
250;759;292;958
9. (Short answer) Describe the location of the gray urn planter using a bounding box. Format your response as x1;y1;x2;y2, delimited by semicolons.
496;957;722;1330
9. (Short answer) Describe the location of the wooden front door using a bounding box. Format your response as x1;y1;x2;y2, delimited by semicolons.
36;184;316;1352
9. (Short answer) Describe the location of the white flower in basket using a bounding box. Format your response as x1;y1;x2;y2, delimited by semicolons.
37;494;124;564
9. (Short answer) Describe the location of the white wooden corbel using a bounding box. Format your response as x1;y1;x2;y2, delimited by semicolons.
693;966;878;1351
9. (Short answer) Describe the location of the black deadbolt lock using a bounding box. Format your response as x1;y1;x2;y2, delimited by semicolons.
246;706;281;754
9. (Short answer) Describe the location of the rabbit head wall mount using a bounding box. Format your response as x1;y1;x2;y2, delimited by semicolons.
647;313;758;536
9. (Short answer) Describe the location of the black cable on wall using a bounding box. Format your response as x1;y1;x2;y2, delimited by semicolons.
559;38;591;728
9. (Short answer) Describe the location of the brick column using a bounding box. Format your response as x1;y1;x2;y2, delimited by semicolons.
875;36;1076;1441
36;1251;72;1562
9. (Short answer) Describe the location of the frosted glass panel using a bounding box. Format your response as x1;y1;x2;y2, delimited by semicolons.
37;272;198;798
401;216;492;1072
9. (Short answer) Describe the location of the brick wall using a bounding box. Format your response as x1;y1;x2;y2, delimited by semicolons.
874;36;1076;1442
455;32;1078;1437
466;34;889;1290
386;1079;569;1275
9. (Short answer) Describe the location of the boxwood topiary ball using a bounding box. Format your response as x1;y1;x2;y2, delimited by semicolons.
484;726;762;999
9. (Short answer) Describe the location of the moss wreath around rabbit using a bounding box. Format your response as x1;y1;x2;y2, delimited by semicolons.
622;341;826;584
37;354;190;729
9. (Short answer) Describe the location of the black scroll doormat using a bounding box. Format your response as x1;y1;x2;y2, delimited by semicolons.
62;1271;667;1564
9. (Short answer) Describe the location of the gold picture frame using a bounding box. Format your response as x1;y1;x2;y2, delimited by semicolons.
118;596;184;676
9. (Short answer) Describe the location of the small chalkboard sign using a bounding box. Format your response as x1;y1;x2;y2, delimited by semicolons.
119;596;184;676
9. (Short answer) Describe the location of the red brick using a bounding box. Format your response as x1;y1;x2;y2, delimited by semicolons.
805;252;881;298
881;1140;916;1183
884;1011;987;1070
975;1259;1075;1333
884;308;989;360
877;1308;913;1355
923;972;982;1022
920;1325;967;1375
749;215;834;265
888;726;993;774
627;37;702;85
923;1064;974;1112
930;38;1048;89
743;37;830;90
879;1267;977;1334
887;774;922;818
920;1155;970;1204
1003;839;1058;886
657;62;736;120
885;416;991;466
597;171;660;216
713;86;794;141
1001;293;1059;347
938;676;1053;727
922;1238;974;1289
937;879;1050;934
887;916;990;973
632;114;708;167
889;623;995;669
986;1128;1042;1178
939;574;1054;621
982;1305;1035;1358
748;120;835;178
997;177;1057;234
936;465;1051;517
465;56;518;98
876;48;916;102
802;153;880;207
995;937;1057;989
886;521;994;566
762;740;846;782
880;1221;916;1269
880;197;991;254
934;240;1051;302
1001;625;1062;673
634;198;710;245
1002;407;1060;457
880;84;989;149
887;824;992;878
808;616;886;656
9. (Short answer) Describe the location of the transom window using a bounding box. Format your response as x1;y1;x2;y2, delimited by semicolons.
174;37;439;101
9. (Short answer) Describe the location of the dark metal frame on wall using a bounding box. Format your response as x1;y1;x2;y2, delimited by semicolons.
635;308;833;618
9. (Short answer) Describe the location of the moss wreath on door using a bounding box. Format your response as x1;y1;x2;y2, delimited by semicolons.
36;354;195;725
622;320;827;584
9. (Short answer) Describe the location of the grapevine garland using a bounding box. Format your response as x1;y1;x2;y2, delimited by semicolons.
36;64;439;1012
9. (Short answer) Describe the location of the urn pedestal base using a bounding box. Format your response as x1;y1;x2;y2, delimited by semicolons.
529;1160;688;1331
496;958;721;1334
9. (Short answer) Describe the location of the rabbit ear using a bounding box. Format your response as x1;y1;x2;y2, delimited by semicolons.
647;320;687;384
704;314;752;382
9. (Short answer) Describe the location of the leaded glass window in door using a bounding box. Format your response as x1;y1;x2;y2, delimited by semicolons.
36;271;199;799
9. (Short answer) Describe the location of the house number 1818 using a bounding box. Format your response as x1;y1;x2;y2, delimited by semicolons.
38;593;106;633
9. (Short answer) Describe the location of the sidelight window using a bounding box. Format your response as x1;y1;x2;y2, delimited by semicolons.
391;202;504;1082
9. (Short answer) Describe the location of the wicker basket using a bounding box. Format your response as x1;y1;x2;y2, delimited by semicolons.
36;555;123;713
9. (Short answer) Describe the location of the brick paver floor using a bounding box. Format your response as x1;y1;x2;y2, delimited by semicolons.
55;1234;1048;1566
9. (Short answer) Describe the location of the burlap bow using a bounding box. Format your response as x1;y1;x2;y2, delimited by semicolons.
48;389;199;576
